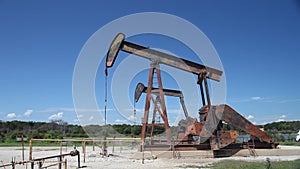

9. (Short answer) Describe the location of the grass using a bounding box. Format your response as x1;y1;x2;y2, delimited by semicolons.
211;159;300;169
0;142;62;147
279;141;300;146
178;160;300;169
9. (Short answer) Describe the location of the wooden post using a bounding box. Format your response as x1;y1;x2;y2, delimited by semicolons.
22;135;24;162
142;141;144;164
64;159;67;169
103;137;107;156
60;141;63;155
112;136;115;153
172;140;175;158
92;139;95;151
131;135;134;150
84;141;86;163
29;139;32;160
81;141;86;163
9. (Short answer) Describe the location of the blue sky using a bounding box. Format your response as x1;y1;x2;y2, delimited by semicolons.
0;1;300;125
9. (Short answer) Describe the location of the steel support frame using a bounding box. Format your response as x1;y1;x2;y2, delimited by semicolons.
141;63;171;145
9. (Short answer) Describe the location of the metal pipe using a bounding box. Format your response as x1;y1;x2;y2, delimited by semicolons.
203;76;211;107
198;74;206;106
77;151;80;168
58;156;62;169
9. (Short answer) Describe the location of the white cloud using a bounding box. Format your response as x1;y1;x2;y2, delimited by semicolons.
277;118;285;122
251;96;262;100
277;115;287;122
247;115;254;120
115;119;127;123
128;115;136;121
77;114;83;118
48;112;63;121
280;115;286;119
6;113;16;119
89;116;94;121
24;109;33;117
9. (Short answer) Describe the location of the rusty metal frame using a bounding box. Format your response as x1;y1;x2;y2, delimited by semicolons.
141;63;171;144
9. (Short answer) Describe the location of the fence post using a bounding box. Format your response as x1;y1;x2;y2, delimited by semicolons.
58;156;62;169
112;136;115;153
81;141;86;163
60;141;63;155
120;142;122;153
64;159;67;169
38;161;42;168
92;139;95;151
11;158;15;169
77;152;81;168
29;139;34;169
22;135;25;162
29;139;32;160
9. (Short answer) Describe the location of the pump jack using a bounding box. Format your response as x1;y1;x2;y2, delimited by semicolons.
105;33;278;151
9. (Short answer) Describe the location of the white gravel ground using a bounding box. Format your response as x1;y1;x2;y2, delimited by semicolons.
0;145;299;169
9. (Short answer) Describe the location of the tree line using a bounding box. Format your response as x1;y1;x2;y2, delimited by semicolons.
0;120;166;142
0;120;87;142
0;120;299;143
